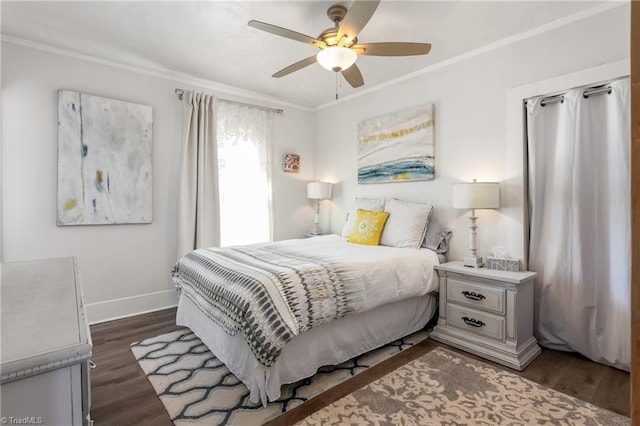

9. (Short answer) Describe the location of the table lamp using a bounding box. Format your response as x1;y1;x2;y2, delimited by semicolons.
452;179;500;268
307;181;333;236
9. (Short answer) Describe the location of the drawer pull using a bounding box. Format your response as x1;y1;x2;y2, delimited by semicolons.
462;291;486;301
462;316;486;328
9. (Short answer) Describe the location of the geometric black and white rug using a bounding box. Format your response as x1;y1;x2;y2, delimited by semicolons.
131;329;428;426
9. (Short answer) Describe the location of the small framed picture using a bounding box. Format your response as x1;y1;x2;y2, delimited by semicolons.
282;153;300;173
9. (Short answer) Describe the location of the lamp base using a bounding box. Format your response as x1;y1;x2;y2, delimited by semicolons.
310;224;321;236
463;255;484;268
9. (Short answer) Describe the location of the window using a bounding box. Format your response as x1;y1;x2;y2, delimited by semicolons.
216;101;273;247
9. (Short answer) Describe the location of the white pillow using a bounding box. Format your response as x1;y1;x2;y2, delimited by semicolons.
380;199;433;248
341;197;386;238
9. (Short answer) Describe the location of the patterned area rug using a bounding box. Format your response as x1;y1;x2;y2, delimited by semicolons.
297;347;630;425
131;328;428;425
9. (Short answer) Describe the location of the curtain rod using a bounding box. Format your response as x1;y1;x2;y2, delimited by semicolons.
540;95;564;107
582;85;612;98
174;88;284;115
528;82;615;107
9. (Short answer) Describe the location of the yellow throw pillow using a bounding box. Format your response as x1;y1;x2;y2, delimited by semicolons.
348;209;390;245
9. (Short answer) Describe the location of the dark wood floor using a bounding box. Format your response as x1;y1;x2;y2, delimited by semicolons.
90;307;630;425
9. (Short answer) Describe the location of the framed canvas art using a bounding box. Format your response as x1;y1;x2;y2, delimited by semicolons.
282;153;300;173
57;90;153;225
357;104;435;184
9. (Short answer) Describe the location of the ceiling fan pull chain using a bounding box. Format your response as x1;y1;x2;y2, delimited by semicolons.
335;72;339;100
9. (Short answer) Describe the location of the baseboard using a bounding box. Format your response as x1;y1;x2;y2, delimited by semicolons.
86;289;179;325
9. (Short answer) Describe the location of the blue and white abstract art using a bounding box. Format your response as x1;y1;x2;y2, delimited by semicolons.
357;105;435;184
57;90;153;225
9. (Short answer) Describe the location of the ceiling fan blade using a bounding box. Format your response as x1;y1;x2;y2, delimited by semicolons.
353;42;432;56
342;64;364;88
249;20;324;47
337;0;381;43
272;55;318;78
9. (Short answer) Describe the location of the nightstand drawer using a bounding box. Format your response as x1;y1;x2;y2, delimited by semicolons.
448;277;505;314
447;304;505;341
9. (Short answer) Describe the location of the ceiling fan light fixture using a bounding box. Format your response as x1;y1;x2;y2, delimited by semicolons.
317;46;357;72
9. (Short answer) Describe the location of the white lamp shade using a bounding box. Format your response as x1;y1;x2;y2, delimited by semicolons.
307;181;333;200
316;47;357;72
452;182;500;209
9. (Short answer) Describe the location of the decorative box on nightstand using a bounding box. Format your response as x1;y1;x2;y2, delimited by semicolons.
430;261;541;371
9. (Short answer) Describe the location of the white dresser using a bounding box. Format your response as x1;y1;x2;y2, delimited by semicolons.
430;261;541;370
1;257;92;425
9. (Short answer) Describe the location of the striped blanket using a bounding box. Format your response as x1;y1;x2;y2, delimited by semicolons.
171;243;363;367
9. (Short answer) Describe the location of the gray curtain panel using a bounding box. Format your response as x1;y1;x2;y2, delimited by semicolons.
527;77;630;371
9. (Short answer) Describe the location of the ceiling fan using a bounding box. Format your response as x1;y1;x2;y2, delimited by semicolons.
248;0;432;89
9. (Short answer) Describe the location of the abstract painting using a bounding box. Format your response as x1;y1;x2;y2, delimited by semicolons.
281;153;300;173
357;104;435;184
57;90;153;225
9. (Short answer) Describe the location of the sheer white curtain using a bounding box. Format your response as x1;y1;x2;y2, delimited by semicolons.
177;91;220;258
527;77;630;371
216;101;274;247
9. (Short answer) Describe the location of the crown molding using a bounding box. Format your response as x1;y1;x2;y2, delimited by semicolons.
1;1;627;113
314;1;628;111
0;34;313;112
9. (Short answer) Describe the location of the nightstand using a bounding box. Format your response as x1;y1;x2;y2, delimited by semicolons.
430;261;541;371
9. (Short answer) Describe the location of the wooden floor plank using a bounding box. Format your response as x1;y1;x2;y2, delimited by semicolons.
591;364;632;416
515;348;565;387
90;309;182;426
90;307;630;425
551;353;605;401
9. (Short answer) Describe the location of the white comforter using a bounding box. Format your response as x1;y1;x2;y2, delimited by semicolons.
266;234;441;312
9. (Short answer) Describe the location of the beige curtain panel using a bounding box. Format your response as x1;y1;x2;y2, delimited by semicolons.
177;91;220;258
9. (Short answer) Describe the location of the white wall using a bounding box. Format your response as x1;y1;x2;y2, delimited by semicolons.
0;4;630;323
314;5;630;264
1;42;316;323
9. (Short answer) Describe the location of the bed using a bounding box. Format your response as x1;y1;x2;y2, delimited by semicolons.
172;233;441;405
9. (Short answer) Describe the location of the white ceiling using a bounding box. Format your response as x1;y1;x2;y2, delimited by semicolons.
1;1;604;109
